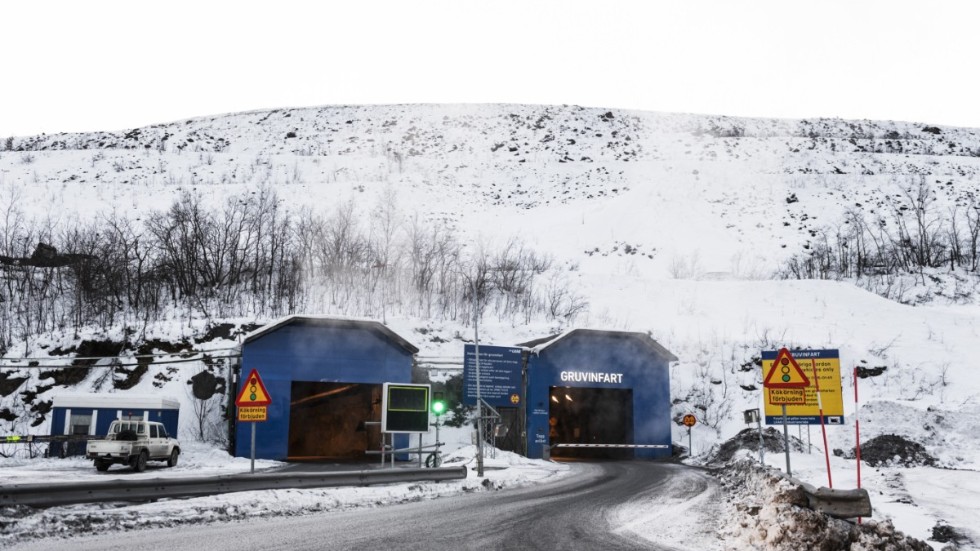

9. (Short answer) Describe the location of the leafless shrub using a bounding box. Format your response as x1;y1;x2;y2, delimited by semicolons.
781;178;980;298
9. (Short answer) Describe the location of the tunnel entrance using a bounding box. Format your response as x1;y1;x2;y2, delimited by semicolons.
287;381;382;460
548;386;633;459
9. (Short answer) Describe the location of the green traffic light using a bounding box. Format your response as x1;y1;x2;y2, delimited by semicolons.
432;400;446;415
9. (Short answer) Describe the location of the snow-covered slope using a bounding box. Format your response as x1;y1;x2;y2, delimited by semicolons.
4;104;980;278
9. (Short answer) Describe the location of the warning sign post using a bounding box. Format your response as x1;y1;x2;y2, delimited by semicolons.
762;348;843;485
762;348;809;477
235;369;272;473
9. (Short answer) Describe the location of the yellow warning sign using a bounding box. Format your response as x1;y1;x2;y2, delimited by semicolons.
238;406;268;422
763;348;810;388
763;349;844;424
236;369;272;407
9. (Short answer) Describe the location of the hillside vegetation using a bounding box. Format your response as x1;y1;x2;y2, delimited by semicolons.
1;104;979;446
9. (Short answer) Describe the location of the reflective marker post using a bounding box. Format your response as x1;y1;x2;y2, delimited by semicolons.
811;359;832;488
682;414;697;456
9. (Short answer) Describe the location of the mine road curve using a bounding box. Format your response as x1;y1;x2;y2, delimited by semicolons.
11;461;720;551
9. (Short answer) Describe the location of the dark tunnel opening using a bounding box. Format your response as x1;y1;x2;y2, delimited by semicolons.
288;381;382;460
548;386;634;459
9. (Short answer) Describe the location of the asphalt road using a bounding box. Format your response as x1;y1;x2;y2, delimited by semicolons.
11;460;717;551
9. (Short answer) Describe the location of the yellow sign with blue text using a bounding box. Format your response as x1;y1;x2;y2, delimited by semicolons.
763;349;844;425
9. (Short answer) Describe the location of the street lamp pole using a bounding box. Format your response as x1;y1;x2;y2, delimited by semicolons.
471;275;485;478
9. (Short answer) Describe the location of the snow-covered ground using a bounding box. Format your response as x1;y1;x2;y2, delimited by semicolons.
0;425;573;547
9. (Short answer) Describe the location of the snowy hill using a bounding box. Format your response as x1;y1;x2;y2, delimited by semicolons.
2;104;980;548
5;104;980;281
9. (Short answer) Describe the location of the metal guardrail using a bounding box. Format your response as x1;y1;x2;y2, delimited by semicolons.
543;443;671;460
0;466;468;508
2;434;104;443
786;475;872;519
764;468;873;519
551;444;670;449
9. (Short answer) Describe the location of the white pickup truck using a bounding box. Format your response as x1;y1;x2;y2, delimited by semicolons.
86;420;180;472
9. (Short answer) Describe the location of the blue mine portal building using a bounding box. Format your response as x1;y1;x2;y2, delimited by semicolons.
521;329;678;460
236;319;676;462
236;316;418;461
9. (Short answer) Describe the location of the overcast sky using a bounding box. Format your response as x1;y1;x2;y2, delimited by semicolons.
3;1;979;137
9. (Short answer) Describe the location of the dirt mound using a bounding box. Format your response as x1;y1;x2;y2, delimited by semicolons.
931;521;972;548
859;434;936;468
708;427;805;465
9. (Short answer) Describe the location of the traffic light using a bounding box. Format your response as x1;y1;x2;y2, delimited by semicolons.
431;391;446;416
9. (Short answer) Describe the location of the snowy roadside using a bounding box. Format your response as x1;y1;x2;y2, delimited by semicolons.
0;443;570;547
691;430;980;551
714;459;935;551
3;435;971;550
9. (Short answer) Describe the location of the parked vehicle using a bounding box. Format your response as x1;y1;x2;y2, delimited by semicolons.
85;420;180;472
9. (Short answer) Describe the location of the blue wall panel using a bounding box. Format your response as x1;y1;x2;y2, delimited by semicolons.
525;332;673;459
49;406;179;457
235;321;415;461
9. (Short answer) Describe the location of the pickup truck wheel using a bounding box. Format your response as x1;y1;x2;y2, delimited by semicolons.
95;459;111;472
167;448;179;468
133;450;148;472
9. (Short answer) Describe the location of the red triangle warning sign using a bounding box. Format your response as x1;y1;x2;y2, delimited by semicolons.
236;369;272;406
763;348;811;388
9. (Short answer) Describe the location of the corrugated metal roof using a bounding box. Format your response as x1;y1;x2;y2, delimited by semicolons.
242;315;419;354
51;394;180;410
518;328;678;362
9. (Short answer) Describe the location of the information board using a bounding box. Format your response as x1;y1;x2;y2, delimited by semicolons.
381;383;430;433
463;345;523;407
763;349;844;425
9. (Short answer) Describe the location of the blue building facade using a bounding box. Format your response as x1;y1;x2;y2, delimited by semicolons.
235;316;418;461
522;330;677;459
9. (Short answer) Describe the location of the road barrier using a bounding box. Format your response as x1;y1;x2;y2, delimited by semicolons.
543;443;670;460
0;466;467;508
785;474;872;519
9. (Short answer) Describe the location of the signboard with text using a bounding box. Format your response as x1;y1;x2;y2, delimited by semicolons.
463;345;523;407
763;349;844;425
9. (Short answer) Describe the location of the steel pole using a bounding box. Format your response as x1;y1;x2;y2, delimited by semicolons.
782;404;791;477
854;366;863;525
250;422;256;474
756;418;765;465
435;417;441;467
473;276;484;478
